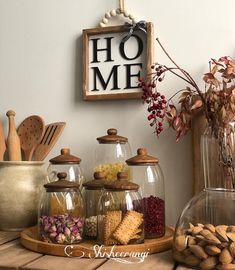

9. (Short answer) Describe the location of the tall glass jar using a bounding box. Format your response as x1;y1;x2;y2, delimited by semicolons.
97;172;144;246
201;122;235;189
47;148;85;186
173;188;235;270
38;172;85;244
95;128;132;182
126;148;165;239
83;172;107;239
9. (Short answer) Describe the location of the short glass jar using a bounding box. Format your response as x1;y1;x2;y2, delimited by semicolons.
82;172;107;239
126;148;165;239
38;172;85;244
173;188;235;270
47;148;84;185
95;128;132;182
97;172;144;246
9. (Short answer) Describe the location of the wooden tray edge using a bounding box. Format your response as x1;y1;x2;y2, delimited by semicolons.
20;226;174;258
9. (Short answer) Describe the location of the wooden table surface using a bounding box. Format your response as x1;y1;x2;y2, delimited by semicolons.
0;231;193;270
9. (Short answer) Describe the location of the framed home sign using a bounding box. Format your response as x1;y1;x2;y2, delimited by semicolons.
82;22;154;100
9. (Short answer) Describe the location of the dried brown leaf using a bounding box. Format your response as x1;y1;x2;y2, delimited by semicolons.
212;57;226;66
174;116;181;128
203;72;221;87
182;112;191;124
223;80;228;91
203;72;215;83
220;106;227;121
169;105;177;118
179;91;191;103
191;100;203;110
166;112;173;119
211;64;219;75
166;117;174;128
230;102;235;113
232;88;235;96
226;66;235;75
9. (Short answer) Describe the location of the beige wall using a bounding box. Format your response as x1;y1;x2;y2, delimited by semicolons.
0;0;235;226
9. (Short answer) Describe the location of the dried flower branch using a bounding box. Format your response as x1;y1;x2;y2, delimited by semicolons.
140;39;235;141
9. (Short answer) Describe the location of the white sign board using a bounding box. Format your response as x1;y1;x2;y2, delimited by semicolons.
82;23;154;100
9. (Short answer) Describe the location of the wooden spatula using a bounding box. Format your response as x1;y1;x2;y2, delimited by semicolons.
17;115;45;161
34;122;66;161
0;118;6;161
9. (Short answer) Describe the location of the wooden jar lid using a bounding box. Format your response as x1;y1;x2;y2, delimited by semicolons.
83;172;108;190
104;172;139;191
96;128;128;144
49;148;81;164
126;148;159;165
44;172;80;192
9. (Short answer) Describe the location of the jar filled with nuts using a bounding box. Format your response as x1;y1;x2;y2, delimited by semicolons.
95;128;132;182
126;148;165;239
97;172;144;246
38;172;85;244
173;188;235;270
82;172;108;239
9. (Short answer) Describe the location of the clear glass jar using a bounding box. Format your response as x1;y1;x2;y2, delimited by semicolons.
97;172;144;246
47;148;85;186
38;172;85;244
95;128;132;182
126;148;165;239
173;188;235;269
201;122;235;189
82;172;107;239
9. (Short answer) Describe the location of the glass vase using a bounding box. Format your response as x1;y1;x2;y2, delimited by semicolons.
201;122;235;189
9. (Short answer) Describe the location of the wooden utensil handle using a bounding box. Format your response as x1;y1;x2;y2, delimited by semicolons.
6;110;22;161
24;148;34;161
0;119;6;161
0;118;6;161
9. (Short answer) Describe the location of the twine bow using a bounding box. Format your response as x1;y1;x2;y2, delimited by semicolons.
121;20;147;44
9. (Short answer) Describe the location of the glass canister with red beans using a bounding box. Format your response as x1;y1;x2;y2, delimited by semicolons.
126;148;165;239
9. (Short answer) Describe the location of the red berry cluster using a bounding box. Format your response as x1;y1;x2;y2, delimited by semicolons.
138;76;167;135
153;65;166;82
143;196;165;238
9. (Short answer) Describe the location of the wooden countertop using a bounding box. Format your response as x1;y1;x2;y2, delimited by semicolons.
0;231;193;270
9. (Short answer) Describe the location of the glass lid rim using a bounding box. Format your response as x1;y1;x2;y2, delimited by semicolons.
204;187;235;193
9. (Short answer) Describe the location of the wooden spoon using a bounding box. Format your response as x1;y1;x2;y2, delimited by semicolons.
0;118;6;161
17;115;45;161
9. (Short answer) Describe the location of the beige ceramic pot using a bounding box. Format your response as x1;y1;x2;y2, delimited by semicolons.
0;161;46;231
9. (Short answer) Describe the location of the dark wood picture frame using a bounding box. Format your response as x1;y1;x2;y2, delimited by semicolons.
82;23;154;101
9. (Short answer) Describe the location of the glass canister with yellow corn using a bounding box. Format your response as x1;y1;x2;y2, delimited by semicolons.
95;128;132;181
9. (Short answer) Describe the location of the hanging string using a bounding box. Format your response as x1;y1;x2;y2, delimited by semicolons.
119;0;125;13
99;0;139;27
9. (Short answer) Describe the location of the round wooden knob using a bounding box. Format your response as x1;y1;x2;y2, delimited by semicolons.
117;171;127;181
94;172;105;180
57;172;67;180
107;128;117;135
137;148;147;156
6;110;16;117
61;148;70;155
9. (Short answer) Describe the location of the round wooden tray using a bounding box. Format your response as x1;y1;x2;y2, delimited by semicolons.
20;226;174;258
